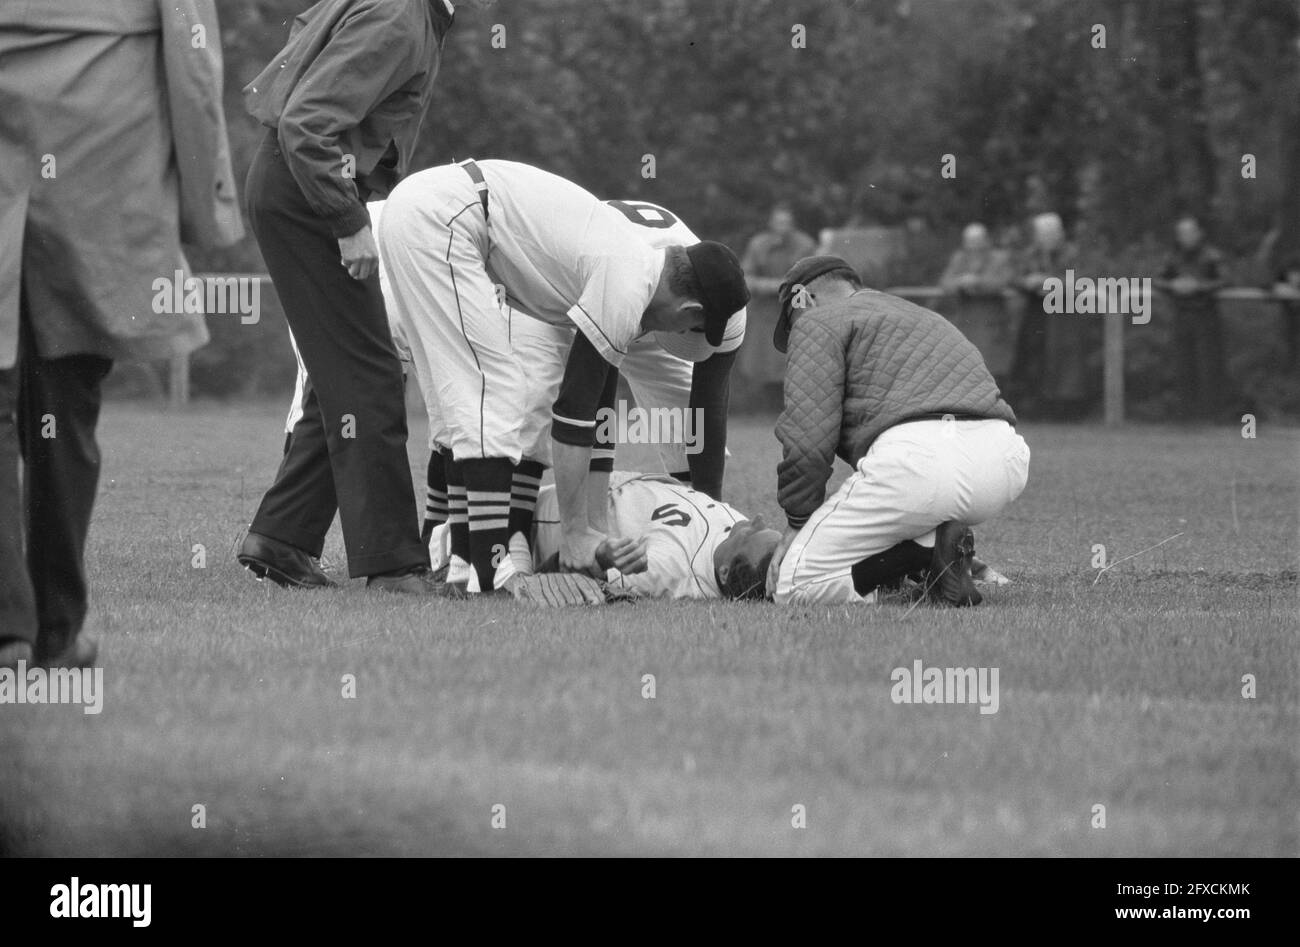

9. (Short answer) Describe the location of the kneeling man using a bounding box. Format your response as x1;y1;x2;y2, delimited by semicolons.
766;257;1030;606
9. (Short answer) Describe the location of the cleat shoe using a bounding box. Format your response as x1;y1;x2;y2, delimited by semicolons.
927;521;982;607
238;532;335;589
365;565;445;596
445;554;473;597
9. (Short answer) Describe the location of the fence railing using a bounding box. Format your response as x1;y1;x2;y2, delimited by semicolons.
168;274;1297;423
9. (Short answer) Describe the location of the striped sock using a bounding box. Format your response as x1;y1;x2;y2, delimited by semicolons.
463;457;513;592
446;456;469;572
422;447;452;544
509;459;546;539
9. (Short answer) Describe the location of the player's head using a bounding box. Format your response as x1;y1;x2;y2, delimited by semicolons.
772;255;862;352
645;243;749;355
713;516;781;600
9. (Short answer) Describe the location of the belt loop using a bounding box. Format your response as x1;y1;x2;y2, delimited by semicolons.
458;158;489;222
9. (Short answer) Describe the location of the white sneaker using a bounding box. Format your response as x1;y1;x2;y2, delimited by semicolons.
427;522;450;571
492;547;518;592
508;531;535;577
447;554;473;591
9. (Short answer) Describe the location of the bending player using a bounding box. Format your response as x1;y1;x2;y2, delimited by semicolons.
378;159;750;594
418;198;744;589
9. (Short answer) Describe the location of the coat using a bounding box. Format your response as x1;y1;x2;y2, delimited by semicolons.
0;0;244;369
776;289;1016;527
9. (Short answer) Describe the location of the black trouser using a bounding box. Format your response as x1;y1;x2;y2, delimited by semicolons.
1010;292;1047;409
0;292;111;652
1172;300;1227;419
245;131;424;577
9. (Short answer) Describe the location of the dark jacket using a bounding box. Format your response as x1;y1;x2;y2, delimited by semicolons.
776;290;1016;527
1157;244;1227;306
244;0;454;237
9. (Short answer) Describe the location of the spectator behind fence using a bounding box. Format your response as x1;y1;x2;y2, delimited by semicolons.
940;224;1012;296
1154;216;1229;420
940;223;1015;383
741;204;817;296
1012;213;1094;418
0;0;244;670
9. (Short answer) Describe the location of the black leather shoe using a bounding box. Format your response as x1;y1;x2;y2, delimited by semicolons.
0;639;34;670
366;565;444;596
238;531;335;589
927;522;982;607
35;634;98;669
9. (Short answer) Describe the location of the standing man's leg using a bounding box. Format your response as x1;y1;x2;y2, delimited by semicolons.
380;168;524;592
505;314;570;573
243;133;425;582
13;296;109;666
0;353;34;666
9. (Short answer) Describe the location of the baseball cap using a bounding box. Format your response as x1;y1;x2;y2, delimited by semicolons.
773;255;859;353
685;241;750;347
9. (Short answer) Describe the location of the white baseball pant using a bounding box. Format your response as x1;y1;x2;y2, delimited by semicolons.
776;418;1030;605
378;164;524;463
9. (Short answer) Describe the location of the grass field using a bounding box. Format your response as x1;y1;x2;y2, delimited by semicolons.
1;401;1297;856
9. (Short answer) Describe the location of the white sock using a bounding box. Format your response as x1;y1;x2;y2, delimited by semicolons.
427;523;450;571
508;531;534;577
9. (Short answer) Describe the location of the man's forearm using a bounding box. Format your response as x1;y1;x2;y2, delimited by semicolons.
688;351;735;500
553;439;596;538
587;468;611;533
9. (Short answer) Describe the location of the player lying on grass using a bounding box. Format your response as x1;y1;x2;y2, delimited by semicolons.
766;256;1031;607
446;472;1011;603
378;159;749;593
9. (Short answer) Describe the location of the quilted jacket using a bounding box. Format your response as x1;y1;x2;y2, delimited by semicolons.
776;289;1016;527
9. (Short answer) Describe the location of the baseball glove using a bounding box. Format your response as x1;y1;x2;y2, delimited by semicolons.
509;572;609;606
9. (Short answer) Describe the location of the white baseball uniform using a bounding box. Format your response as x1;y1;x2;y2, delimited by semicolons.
532;473;748;599
378;159;698;463
501;199;747;470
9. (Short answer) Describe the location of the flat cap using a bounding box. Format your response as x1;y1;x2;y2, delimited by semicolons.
773;255;859;353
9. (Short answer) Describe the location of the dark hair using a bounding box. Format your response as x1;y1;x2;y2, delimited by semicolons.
721;548;775;600
665;245;703;300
